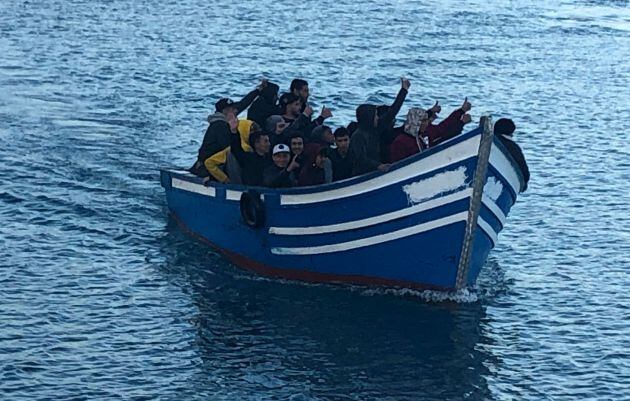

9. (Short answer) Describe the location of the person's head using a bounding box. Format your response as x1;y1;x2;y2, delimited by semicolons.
404;108;428;137
290;79;309;103
347;121;358;135
259;81;280;104
265;115;285;135
249;129;270;156
215;98;237;116
334;127;350;154
272;144;291;168
290;134;304;156
314;147;329;168
279;93;302;117
494;118;516;137
356;104;378;130
311;125;334;145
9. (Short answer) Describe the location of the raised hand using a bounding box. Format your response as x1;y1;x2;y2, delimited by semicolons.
461;97;472;113
377;163;392;172
320;106;333;119
303;105;314;118
401;77;411;91
287;154;300;172
430;100;441;114
461;113;472;124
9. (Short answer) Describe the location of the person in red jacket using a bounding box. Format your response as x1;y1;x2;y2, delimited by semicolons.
389;98;473;163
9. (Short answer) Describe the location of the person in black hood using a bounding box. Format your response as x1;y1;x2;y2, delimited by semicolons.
348;78;410;176
190;79;266;177
247;81;281;127
494;118;530;191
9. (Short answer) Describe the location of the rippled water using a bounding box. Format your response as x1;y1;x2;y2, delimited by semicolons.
1;0;629;399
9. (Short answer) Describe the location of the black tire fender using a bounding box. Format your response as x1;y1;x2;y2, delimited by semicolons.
239;190;266;228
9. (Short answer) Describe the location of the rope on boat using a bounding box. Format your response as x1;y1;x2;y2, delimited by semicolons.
455;116;494;290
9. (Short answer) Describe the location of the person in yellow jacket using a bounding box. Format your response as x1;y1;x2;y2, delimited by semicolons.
204;119;257;183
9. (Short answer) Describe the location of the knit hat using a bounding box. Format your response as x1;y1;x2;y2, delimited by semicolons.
404;107;428;136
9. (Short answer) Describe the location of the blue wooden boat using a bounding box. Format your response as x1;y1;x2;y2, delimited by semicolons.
160;117;526;291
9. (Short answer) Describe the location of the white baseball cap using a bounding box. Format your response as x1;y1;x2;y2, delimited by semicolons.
272;143;290;155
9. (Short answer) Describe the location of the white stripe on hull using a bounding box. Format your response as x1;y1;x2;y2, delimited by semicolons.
271;212;468;255
172;178;216;197
280;135;481;205
477;218;498;246
269;189;472;236
226;190;243;201
489;145;521;196
481;195;507;226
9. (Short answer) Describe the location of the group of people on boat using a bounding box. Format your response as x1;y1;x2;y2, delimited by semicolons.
189;78;527;189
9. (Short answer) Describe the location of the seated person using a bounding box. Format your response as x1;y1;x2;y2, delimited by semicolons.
289;133;305;177
265;115;291;147
247;81;281;127
494;118;529;191
190;80;265;177
298;145;330;187
229;116;272;186
204;119;258;183
263;144;300;188
303;125;334;183
329;127;353;181
349;78;410;175
389;107;426;163
278;93;332;140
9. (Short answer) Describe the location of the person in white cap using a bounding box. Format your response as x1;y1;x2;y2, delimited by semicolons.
262;144;300;188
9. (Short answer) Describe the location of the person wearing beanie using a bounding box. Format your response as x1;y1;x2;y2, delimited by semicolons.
263;144;299;188
247;81;281;127
264;115;292;147
349;78;410;176
329;127;353;181
494;118;529;191
190;79;266;177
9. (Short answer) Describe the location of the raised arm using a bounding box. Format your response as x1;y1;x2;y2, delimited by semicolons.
378;79;410;132
234;79;267;114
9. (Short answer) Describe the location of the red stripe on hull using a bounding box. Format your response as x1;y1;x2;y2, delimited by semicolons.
170;212;452;292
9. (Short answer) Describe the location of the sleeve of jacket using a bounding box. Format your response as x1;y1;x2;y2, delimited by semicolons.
263;166;289;188
235;89;260;114
204;148;229;183
230;128;248;165
350;134;381;174
427;108;465;146
378;88;408;133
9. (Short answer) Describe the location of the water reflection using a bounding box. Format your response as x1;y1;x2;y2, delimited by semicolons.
157;222;497;400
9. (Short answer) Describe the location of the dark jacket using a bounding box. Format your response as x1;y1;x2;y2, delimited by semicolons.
283;113;325;141
497;135;530;192
230;130;271;186
190;89;260;177
247;83;281;127
298;144;326;186
377;89;408;162
263;164;296;188
349;88;408;175
329;149;353;181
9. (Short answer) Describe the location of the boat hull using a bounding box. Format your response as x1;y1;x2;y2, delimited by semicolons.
161;121;524;291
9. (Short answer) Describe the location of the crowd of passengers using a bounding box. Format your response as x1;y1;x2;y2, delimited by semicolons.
190;78;482;188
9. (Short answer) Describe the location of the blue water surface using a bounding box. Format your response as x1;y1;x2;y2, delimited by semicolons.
1;0;629;400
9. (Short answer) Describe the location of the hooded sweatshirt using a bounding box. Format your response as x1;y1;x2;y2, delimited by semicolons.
190;112;231;176
348;88;408;175
298;144;327;186
247;82;281;127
